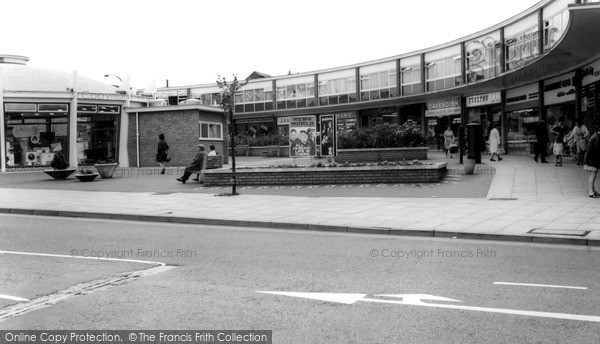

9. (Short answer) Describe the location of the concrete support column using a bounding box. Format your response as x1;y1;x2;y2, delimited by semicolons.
68;71;78;168
500;90;508;153
119;100;130;168
574;68;582;122
0;66;5;173
460;42;466;85
500;28;506;73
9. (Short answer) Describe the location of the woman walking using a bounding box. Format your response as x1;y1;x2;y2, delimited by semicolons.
583;126;600;198
489;123;502;161
156;133;170;174
443;126;455;158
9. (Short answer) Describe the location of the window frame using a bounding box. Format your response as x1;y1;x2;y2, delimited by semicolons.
198;121;223;140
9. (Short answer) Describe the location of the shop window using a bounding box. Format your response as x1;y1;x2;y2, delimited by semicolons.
77;105;97;113
199;122;223;140
5;103;37;112
4;105;70;167
39;104;69;113
77;113;118;164
339;94;349;104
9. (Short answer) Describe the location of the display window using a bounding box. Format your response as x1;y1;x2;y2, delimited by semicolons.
4;103;69;167
507;108;539;141
75;104;119;165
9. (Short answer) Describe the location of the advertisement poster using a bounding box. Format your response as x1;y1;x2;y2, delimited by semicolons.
289;115;317;157
320;115;335;156
335;112;357;133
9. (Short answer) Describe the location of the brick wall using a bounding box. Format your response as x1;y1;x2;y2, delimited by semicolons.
203;163;447;186
336;147;428;163
127;109;229;167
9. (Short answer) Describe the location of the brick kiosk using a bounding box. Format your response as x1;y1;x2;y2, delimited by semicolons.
126;105;227;168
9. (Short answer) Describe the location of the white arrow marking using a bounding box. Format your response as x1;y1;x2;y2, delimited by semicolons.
257;291;600;323
494;282;588;290
257;291;366;305
0;294;29;302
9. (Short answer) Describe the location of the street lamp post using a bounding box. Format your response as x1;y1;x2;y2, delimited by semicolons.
104;74;122;87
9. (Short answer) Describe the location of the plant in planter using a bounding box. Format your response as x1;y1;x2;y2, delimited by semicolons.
74;168;99;182
43;151;76;179
233;133;250;156
94;158;119;179
338;122;427;149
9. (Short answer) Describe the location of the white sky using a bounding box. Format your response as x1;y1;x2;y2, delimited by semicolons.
2;0;542;90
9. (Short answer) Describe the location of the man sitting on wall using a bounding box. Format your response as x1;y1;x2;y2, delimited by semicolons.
177;144;207;184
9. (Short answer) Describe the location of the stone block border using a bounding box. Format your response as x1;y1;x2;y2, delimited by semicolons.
203;162;447;186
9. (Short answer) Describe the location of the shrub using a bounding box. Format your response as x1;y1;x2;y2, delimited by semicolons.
235;133;280;146
338;122;427;149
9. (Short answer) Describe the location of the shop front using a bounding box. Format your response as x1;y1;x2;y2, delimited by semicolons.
581;58;600;130
76;104;119;164
4;103;120;167
235;117;275;137
4;103;69;167
543;72;577;129
359;106;399;127
425;98;461;151
466;92;502;142
505;83;540;155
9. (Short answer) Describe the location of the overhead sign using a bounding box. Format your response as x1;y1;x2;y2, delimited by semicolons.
258;291;600;323
466;92;501;107
425;98;461;117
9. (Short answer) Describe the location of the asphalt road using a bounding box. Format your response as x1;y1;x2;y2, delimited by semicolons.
1;214;599;343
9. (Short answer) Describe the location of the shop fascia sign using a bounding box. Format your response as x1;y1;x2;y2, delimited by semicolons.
425;98;461;117
466;92;501;107
582;59;600;86
505;84;539;105
543;72;576;105
276;117;290;126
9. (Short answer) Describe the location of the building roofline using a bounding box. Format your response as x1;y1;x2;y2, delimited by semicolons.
125;104;224;113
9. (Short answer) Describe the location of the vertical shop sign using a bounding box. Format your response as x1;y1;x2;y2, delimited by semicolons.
289;115;317;157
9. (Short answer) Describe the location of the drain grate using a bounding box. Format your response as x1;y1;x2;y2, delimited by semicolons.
528;228;591;236
488;198;518;201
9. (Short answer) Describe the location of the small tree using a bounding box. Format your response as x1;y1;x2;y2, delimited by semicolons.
217;75;247;195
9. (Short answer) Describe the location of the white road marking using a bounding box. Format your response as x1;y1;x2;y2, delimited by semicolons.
258;291;600;323
0;294;29;302
494;282;588;290
0;250;165;266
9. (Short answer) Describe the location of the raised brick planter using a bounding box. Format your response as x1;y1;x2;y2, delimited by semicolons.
203;162;447;186
336;147;428;163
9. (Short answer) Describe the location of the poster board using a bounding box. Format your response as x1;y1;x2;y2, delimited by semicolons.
289;116;317;157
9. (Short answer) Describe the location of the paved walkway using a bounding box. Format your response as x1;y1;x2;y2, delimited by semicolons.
0;152;598;246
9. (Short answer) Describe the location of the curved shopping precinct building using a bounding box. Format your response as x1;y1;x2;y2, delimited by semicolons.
3;0;600;171
157;0;600;157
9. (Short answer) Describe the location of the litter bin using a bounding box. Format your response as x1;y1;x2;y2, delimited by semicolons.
466;123;485;163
